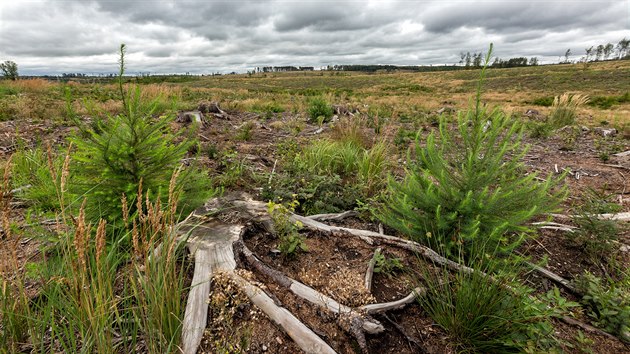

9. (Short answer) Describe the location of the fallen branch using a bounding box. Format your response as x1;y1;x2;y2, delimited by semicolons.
380;313;426;353
551;212;630;222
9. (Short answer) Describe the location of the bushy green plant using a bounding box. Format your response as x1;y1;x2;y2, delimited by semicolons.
69;44;213;224
9;145;66;212
419;266;564;353
373;250;404;278
267;200;307;258
575;272;630;342
549;93;589;128
307;96;333;123
377;45;565;259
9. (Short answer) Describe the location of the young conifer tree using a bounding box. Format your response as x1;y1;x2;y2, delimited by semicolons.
377;44;566;259
70;44;201;224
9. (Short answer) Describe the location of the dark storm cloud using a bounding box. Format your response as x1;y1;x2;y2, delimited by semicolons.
0;0;627;75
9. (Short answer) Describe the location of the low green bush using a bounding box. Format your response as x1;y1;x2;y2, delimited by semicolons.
306;96;333;123
575;272;630;342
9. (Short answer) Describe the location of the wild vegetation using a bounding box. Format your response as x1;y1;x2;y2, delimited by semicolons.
0;45;629;354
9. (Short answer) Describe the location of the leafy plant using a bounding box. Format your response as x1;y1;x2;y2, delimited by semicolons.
377;44;566;259
574;272;630;342
373;251;404;278
566;189;623;262
307;96;333;123
267;199;307;258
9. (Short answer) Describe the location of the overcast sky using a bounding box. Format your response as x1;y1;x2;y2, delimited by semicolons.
0;0;628;75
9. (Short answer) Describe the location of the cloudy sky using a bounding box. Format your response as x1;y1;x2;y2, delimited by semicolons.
0;0;628;75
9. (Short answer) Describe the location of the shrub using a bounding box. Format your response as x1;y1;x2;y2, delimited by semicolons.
307;96;333;123
549;93;589;128
575;272;630;342
377;45;566;259
267;200;307;258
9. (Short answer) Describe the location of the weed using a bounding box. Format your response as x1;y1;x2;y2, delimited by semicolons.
373;250;404;278
549;93;589;128
267;199;307;258
307;96;333;123
574;272;630;342
564;190;623;263
235;121;255;141
419;264;562;353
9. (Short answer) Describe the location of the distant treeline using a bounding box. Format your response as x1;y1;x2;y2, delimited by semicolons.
257;66;314;72
324;64;462;73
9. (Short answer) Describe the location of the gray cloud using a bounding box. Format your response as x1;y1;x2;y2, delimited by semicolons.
0;0;627;75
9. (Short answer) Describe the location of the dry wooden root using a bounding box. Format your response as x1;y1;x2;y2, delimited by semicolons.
359;287;425;314
307;210;359;222
179;216;335;354
364;248;381;292
236;240;382;353
177;196;630;353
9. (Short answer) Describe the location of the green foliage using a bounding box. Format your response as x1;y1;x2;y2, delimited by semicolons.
588;92;630;109
575;272;630;342
419;266;565;353
307;96;333;123
373;250;404;278
0;61;18;81
527;121;553;138
530;96;554;107
69;44;212;224
9;145;65;212
235;121;255;141
377;46;565;258
565;189;623;262
267;200;307;258
549;93;589;128
264;136;390;215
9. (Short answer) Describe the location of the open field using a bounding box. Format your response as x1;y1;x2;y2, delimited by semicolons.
1;59;629;353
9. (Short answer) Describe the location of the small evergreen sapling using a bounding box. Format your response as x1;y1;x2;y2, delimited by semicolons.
69;44;211;225
377;44;566;258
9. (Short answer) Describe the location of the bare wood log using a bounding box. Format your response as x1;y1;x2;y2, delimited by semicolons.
292;213;477;275
359;287;425;314
227;272;338;354
181;222;243;354
307;210;359;222
364;248;381;292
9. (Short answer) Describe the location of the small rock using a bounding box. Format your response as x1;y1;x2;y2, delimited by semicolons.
275;337;283;345
594;127;618;137
580;125;590;132
262;344;268;352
